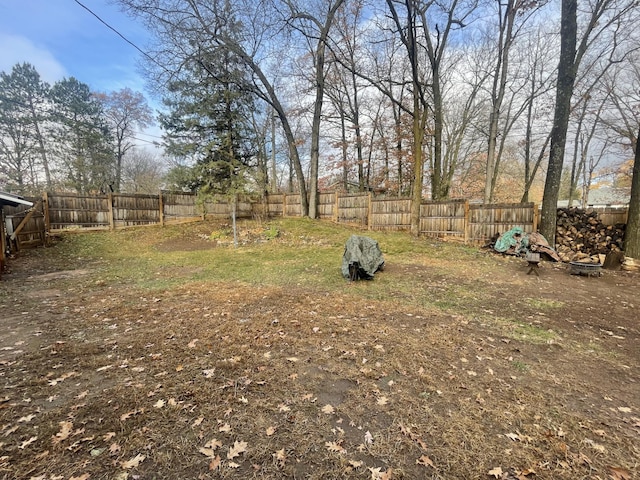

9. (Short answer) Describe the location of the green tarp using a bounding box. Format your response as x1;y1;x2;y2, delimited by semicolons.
341;235;385;280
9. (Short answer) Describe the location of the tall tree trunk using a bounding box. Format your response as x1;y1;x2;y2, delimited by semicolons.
540;0;578;246
623;126;640;258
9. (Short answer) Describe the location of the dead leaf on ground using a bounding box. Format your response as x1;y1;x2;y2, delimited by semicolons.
218;423;231;433
608;466;631;480
488;466;503;478
227;440;248;460
325;441;346;454
121;453;145;469
368;466;393;480
273;448;286;466
19;436;37;449
266;426;277;436
209;455;221;471
321;404;335;414
52;421;73;445
417;455;434;468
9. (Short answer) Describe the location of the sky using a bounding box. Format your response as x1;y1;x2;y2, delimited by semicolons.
0;0;150;91
0;0;163;147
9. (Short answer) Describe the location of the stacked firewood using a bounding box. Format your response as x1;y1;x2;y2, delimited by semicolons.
555;207;626;263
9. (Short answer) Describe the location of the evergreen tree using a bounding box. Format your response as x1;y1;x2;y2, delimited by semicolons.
158;3;257;195
50;78;115;193
0;63;52;193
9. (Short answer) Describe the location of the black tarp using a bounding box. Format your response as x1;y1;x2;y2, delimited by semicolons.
341;235;385;280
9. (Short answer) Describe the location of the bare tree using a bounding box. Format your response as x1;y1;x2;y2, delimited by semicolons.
95;88;153;192
540;0;637;245
279;0;346;218
624;125;640;258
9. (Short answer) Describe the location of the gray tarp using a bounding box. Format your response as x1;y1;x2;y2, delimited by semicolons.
341;235;385;280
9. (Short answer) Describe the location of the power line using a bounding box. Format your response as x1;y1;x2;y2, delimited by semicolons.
72;0;170;74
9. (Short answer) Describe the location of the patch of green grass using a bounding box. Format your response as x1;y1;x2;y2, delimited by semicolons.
512;321;558;343
512;360;530;372
525;298;565;309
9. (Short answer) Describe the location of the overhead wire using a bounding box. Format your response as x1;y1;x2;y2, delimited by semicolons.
72;0;170;74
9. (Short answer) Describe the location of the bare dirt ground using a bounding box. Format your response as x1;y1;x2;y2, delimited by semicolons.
0;229;638;480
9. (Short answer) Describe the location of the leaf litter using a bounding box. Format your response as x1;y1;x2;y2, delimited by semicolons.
0;219;638;479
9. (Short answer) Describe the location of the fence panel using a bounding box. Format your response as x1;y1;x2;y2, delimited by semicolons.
284;194;302;217
419;200;468;239
337;193;369;226
3;199;46;249
370;197;411;231
468;203;536;244
113;194;160;227
162;192;199;222
47;192;110;230
265;194;284;217
588;206;628;225
318;193;336;220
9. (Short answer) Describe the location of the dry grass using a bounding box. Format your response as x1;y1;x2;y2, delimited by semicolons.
0;218;638;480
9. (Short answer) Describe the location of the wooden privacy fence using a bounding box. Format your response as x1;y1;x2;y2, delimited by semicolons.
5;190;630;252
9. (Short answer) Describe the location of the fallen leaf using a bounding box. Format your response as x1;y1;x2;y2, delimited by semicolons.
18;414;36;423
121;453;145;469
273;448;286;466
52;421;73;445
618;407;632;413
153;399;165;409
286;357;299;362
376;396;389;406
321;404;335;414
417;455;435;468
227;461;240;468
205;438;222;450
505;432;520;441
368;466;393;480
266;426;277;436
608;466;631;480
19;436;38;449
325;441;346;454
103;432;116;441
218;423;231;433
192;417;204;427
278;404;291;413
109;443;121;454
199;447;217;457
209;455;221;471
227;440;248;460
364;431;373;444
188;339;199;348
488;466;503;478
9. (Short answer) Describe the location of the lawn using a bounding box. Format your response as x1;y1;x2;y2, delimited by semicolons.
0;218;638;479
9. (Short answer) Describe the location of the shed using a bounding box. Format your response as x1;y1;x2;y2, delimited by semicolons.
0;191;33;278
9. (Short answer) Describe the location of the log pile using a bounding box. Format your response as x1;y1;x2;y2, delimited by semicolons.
555;207;625;263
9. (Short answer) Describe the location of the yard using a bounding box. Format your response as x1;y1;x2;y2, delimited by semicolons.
0;218;638;480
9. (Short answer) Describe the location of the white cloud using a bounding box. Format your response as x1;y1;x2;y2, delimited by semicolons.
0;33;66;83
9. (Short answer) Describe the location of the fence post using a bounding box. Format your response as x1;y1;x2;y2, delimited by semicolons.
283;193;287;218
158;192;165;226
367;192;373;230
334;192;340;223
108;193;115;230
42;192;51;242
463;200;470;244
532;203;539;232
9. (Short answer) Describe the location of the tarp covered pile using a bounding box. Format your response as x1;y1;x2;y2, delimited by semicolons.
493;227;561;261
341;235;385;280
